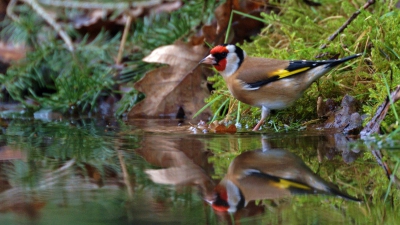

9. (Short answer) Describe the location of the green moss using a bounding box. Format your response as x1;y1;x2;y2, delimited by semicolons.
206;0;400;131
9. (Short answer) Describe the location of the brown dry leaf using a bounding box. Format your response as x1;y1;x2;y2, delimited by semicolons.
73;10;126;39
202;120;237;133
225;124;237;133
202;24;218;44
213;0;271;44
129;41;211;119
0;146;26;161
0;42;26;63
149;0;182;15
73;1;183;38
231;6;280;44
214;0;241;44
213;124;237;133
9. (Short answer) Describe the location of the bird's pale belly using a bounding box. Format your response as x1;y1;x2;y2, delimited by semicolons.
256;98;297;110
228;81;306;110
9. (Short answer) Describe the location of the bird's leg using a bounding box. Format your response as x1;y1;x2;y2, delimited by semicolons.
261;135;271;151
252;107;270;131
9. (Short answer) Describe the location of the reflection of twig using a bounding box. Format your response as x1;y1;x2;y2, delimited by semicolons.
371;150;391;179
371;150;400;192
39;159;76;187
0;159;75;200
117;150;133;199
320;0;376;49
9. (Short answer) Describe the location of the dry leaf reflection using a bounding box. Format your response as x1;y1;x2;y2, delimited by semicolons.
136;135;215;199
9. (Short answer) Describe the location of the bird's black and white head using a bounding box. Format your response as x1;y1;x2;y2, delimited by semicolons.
211;178;245;213
200;44;246;77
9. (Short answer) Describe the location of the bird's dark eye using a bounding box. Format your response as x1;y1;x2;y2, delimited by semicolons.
213;52;228;61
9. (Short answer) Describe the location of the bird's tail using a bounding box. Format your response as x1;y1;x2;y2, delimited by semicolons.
326;53;363;68
325;186;362;202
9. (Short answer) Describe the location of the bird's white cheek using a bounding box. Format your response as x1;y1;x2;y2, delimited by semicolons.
225;179;241;212
221;54;240;77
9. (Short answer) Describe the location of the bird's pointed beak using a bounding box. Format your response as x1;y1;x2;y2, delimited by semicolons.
199;54;216;65
204;195;216;205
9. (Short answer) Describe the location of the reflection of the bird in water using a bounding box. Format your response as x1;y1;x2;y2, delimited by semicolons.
143;135;361;218
211;145;360;213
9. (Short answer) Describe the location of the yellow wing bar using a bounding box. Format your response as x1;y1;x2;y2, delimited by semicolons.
272;178;311;190
270;67;310;79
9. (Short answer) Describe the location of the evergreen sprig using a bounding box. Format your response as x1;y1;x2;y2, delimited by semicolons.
1;0;217;116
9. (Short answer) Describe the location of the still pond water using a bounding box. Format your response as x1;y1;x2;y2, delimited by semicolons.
0;117;399;224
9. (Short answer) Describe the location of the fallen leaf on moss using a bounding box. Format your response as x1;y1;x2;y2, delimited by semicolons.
0;42;26;63
73;1;182;39
129;41;211;119
0;146;26;161
214;124;237;133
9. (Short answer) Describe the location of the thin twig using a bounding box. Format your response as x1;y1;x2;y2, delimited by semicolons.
116;14;133;66
23;0;74;51
6;0;20;22
38;0;162;9
320;0;376;49
360;85;400;137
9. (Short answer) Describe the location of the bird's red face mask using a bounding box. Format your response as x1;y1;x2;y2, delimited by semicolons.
200;46;228;72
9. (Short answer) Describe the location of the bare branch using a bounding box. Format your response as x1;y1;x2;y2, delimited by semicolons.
116;15;133;66
23;0;74;51
37;0;163;9
320;0;376;49
6;0;20;22
360;85;400;137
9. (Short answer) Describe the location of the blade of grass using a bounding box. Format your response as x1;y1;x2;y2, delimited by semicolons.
225;10;267;44
384;160;400;203
192;95;223;119
236;101;241;125
384;45;400;60
232;10;267;23
211;98;230;122
224;10;235;43
382;72;399;122
204;40;213;49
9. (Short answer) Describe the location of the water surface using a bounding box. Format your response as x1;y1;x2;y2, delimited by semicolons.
0;117;399;224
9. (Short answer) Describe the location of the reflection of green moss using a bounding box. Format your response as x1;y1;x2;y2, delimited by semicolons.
207;133;400;224
1;119;142;187
207;135;262;179
207;1;400;131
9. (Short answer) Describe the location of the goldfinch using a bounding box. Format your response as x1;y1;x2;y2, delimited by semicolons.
211;148;360;213
200;44;362;131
